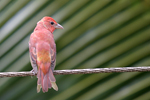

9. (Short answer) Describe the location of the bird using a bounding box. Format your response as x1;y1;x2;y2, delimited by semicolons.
29;16;63;93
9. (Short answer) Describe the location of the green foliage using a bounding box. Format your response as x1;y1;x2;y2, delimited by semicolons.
0;0;150;100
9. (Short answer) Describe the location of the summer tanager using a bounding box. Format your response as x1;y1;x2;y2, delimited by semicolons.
29;17;63;93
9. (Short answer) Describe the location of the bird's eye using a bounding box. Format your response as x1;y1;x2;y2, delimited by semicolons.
50;22;54;25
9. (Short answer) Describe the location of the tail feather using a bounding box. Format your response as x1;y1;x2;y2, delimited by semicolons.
37;68;41;84
43;73;48;92
37;68;41;93
41;70;44;92
51;82;58;91
49;69;58;91
48;76;52;89
37;67;58;93
49;68;56;82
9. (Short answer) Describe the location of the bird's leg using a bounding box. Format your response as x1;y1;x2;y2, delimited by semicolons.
30;68;38;78
30;69;37;74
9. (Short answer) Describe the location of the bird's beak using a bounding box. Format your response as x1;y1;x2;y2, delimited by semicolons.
55;23;64;29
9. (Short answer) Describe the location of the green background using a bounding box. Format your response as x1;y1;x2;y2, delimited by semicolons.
0;0;150;100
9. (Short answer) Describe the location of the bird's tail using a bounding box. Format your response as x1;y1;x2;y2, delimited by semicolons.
37;65;58;93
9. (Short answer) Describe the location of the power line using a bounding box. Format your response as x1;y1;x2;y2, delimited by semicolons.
0;67;150;78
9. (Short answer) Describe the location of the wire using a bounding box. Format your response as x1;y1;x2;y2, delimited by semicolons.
0;67;150;78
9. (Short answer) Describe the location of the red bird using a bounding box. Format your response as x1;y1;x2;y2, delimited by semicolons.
29;17;63;93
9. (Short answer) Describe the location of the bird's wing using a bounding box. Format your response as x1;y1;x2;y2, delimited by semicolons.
29;41;38;73
50;42;56;71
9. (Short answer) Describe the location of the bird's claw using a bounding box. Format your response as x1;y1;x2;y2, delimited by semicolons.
30;69;37;76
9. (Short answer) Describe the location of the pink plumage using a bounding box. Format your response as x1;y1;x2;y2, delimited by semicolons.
29;16;63;93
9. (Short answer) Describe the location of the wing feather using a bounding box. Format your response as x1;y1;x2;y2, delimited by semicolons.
29;42;38;73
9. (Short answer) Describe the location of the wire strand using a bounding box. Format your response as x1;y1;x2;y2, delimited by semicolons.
0;67;150;78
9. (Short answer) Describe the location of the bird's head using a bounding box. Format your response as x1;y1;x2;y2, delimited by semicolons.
39;16;63;33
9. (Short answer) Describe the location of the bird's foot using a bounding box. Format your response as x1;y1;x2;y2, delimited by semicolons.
30;69;37;78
